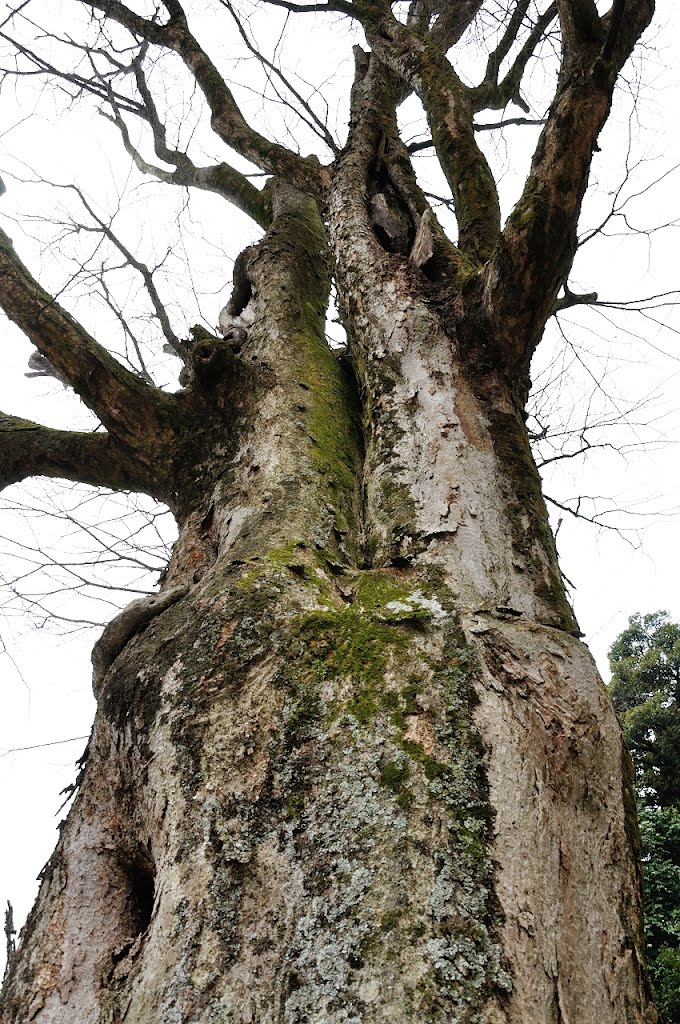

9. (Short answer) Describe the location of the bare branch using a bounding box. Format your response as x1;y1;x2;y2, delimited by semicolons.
0;26;145;117
114;51;271;226
219;0;340;156
0;225;177;452
489;2;558;111
425;1;485;54
360;5;501;261
0;413;150;494
552;286;599;313
483;0;531;84
557;0;603;54
545;493;650;541
102;100;270;227
482;0;655;370
601;0;627;62
471;2;558;113
408;116;547;151
84;0;328;192
253;0;354;14
60;182;187;362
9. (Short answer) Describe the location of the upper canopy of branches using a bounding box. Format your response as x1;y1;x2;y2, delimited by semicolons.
0;1;653;231
0;0;659;514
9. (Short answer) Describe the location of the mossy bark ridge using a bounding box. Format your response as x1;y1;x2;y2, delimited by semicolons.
0;1;658;1021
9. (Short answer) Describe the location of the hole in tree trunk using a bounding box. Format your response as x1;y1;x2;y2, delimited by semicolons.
122;848;156;937
390;555;414;569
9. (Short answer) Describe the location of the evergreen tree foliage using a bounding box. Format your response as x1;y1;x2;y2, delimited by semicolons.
610;613;680;1021
610;611;680;807
640;803;680;1022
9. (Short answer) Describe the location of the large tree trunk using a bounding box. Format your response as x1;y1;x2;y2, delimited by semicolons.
0;166;656;1024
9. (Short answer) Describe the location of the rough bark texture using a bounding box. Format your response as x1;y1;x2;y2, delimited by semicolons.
0;1;659;1021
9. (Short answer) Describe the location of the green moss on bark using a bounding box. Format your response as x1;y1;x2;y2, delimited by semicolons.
257;184;362;554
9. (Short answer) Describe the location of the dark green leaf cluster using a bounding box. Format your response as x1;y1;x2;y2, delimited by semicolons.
609;612;680;1022
638;805;680;948
637;803;680;1022
609;611;680;808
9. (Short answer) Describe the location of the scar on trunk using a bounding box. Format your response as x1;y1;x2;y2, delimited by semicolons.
218;245;258;352
91;584;189;696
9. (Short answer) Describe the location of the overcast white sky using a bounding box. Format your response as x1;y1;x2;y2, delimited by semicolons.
1;0;679;970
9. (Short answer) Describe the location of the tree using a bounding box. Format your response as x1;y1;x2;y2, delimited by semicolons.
610;611;680;809
638;806;680;1023
609;612;680;1022
0;1;662;1021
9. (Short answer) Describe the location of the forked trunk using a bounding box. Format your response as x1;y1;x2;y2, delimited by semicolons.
0;180;655;1023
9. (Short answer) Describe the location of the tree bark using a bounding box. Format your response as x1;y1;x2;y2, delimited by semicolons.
0;1;659;1019
0;173;656;1023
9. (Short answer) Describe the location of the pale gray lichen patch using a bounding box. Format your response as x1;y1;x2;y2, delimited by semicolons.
133;564;510;1023
383;590;446;621
282;746;408;1021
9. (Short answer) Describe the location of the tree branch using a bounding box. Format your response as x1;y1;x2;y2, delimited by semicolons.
601;0;627;62
360;5;501;261
483;0;531;85
54;181;187;362
84;0;328;194
552;285;599;313
600;0;648;69
557;0;603;54
408;116;547;151
101;93;271;229
487;2;558;111
220;0;340;156
127;45;271;225
471;2;558;112
0;414;151;494
0;225;176;450
482;0;655;371
254;0;354;14
425;1;485;54
0;26;146;118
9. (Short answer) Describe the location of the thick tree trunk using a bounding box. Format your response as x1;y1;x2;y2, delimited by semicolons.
0;180;656;1023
